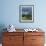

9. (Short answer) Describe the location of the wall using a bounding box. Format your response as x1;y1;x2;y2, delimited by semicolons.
0;0;46;29
0;0;46;45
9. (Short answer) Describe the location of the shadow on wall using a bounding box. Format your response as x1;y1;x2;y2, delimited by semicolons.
0;24;7;43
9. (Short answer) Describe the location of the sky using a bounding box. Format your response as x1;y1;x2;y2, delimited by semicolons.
22;7;32;15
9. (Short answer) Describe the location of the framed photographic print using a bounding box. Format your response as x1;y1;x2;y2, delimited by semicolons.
19;5;34;23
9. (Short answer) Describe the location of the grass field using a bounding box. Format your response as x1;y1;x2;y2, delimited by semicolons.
22;14;32;20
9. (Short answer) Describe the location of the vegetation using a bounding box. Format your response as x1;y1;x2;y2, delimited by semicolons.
22;13;32;20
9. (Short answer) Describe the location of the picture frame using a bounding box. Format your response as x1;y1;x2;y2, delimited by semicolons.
19;5;34;23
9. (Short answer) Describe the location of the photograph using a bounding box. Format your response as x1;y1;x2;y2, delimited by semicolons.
19;5;34;23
